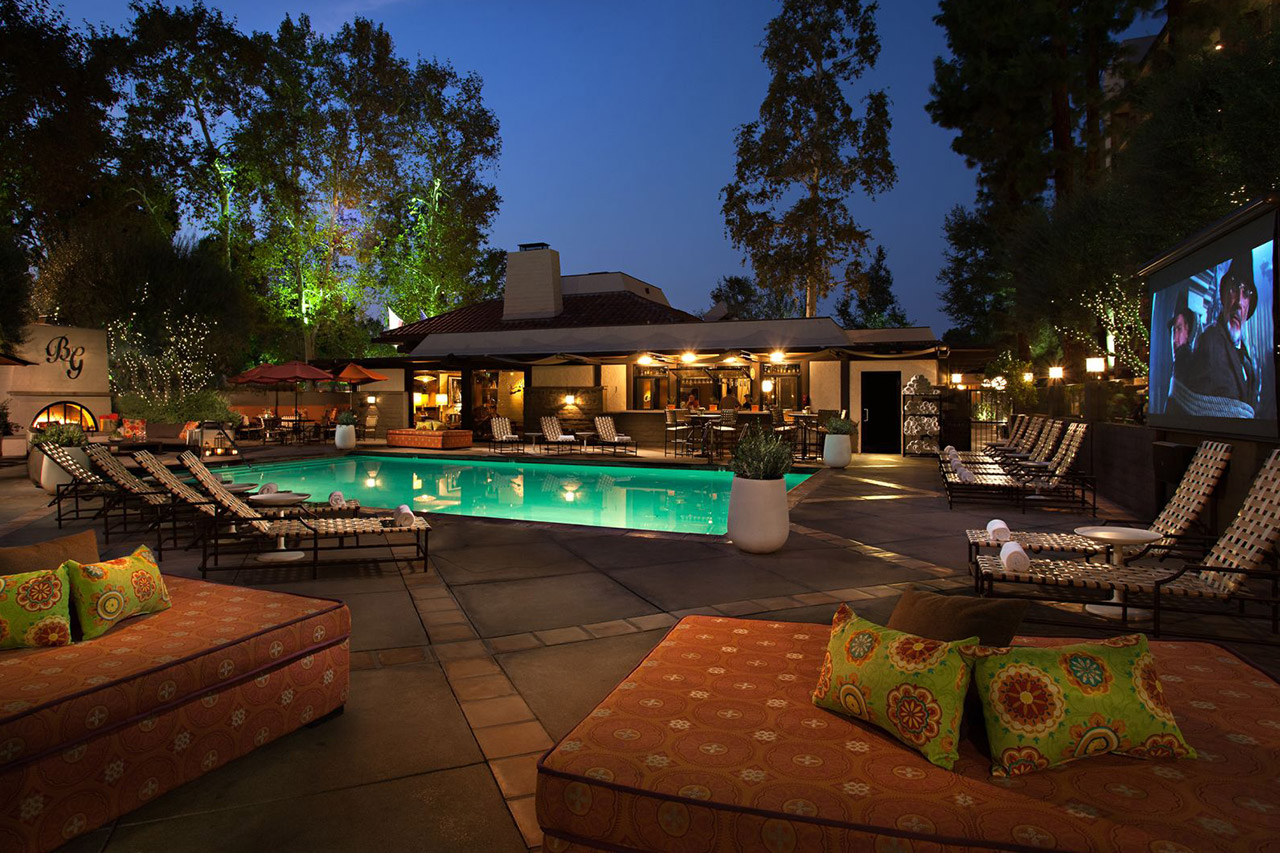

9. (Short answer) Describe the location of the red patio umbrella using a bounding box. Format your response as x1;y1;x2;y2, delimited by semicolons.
334;362;389;411
256;361;333;420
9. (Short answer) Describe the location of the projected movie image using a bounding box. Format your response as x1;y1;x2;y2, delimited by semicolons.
1149;236;1276;435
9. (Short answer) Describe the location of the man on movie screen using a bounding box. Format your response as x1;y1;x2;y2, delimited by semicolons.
1189;252;1261;411
1165;295;1197;417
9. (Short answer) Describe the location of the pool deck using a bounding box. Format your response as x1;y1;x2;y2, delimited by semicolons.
1;448;1276;852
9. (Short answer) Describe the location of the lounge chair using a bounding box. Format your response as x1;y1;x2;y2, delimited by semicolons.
159;452;428;578
593;416;636;455
958;415;1045;465
1016;421;1095;512
985;413;1029;449
84;444;179;553
178;452;360;518
975;447;1280;639
36;443;119;530
964;440;1233;581
539;416;579;454
488;416;524;453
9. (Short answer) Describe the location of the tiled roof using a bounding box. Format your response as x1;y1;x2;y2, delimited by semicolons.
377;291;702;346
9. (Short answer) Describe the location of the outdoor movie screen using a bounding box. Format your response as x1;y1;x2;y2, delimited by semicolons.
1147;210;1277;438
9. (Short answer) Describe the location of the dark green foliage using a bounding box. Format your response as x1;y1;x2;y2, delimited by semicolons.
0;228;32;354
728;425;794;480
722;0;895;317
833;245;909;329
116;388;237;424
31;422;86;446
335;410;357;425
824;416;857;435
707;275;801;320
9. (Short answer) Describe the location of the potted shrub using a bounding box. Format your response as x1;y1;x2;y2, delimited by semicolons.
334;410;358;450
822;416;858;468
726;425;793;554
30;424;90;493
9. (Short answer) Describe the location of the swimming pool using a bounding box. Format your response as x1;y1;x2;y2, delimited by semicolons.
219;455;809;535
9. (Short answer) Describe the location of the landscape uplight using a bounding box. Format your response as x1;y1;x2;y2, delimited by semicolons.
1022;372;1034;383
1048;366;1065;380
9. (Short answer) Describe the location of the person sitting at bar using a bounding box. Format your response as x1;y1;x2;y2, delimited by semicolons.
719;391;741;410
685;392;701;411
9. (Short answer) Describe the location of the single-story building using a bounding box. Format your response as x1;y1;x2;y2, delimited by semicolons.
0;324;112;434
370;243;944;453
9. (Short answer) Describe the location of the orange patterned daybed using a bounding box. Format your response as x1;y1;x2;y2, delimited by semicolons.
0;576;350;853
386;428;473;449
537;616;1280;852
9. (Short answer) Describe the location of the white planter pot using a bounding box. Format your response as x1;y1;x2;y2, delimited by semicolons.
334;424;356;450
727;476;790;554
823;434;852;468
27;444;42;486
39;446;89;494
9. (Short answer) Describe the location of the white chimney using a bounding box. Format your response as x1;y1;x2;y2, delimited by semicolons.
503;243;562;320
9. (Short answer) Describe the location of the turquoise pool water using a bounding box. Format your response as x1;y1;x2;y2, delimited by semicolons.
219;455;809;535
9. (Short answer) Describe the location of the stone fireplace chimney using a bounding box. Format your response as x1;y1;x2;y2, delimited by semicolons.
503;243;562;320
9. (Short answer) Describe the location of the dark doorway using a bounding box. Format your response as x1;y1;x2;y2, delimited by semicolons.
860;371;902;453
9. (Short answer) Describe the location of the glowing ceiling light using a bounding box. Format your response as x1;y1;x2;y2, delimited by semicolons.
681;352;696;364
636;354;653;366
769;350;785;363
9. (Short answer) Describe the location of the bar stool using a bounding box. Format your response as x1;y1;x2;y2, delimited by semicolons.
664;409;691;457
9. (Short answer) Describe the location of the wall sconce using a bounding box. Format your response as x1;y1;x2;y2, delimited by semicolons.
761;379;775;394
435;393;449;406
1048;366;1065;380
769;350;785;364
563;394;576;406
1022;372;1034;383
950;373;963;385
636;354;653;366
366;395;377;405
1085;357;1106;375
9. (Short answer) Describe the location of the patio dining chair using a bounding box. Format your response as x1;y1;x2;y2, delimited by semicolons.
974;447;1280;640
488;416;525;453
709;408;740;458
539;416;580;454
663;409;691;457
964;440;1233;582
594;416;637;455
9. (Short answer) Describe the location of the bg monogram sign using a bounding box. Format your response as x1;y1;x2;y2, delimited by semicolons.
45;335;85;380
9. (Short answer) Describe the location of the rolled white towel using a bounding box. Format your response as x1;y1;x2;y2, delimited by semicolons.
1000;541;1031;573
259;482;278;495
943;445;956;454
955;464;976;484
986;519;1011;542
393;504;416;528
328;490;346;508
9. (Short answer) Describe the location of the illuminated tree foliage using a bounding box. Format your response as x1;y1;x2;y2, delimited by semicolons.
0;3;504;371
722;0;895;318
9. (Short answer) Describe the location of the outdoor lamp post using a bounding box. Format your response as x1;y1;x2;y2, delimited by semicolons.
1048;366;1065;382
1085;357;1106;376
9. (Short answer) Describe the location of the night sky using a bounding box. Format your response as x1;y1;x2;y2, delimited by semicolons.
58;0;1158;335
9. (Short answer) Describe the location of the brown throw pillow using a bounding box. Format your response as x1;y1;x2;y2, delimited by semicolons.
0;529;100;576
888;585;1030;753
887;585;1028;647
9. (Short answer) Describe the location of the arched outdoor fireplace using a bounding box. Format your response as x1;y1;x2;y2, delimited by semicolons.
31;401;98;431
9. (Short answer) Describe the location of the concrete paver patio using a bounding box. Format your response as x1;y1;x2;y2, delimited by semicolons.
2;451;1275;852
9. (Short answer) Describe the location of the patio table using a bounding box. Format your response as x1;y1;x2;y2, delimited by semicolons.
791;412;820;459
1074;525;1164;621
249;491;311;563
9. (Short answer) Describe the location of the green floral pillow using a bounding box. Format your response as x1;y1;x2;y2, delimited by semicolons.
63;545;171;640
811;603;977;769
0;566;74;649
964;635;1195;777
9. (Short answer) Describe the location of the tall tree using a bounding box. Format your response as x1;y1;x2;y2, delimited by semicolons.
722;0;895;318
113;0;262;261
935;206;1016;346
377;58;503;321
833;245;909;328
707;274;801;320
0;0;117;260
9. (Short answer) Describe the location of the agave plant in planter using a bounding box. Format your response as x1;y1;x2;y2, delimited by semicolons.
29;424;89;493
726;425;793;554
821;416;858;468
334;410;358;450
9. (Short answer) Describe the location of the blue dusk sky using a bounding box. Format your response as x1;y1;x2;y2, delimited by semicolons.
57;0;1160;334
